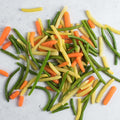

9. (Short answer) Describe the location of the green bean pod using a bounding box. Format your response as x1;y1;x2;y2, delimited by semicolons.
70;98;76;115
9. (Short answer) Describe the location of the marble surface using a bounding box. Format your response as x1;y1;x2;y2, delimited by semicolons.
0;0;120;120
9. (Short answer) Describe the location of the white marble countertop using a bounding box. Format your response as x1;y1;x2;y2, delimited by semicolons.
0;0;120;120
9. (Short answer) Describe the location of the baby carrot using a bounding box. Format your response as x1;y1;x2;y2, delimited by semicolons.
20;80;28;90
41;40;57;48
71;59;77;67
68;52;83;58
35;21;42;35
0;69;9;77
30;32;35;47
103;86;117;105
74;31;80;37
58;24;62;28
76;57;85;73
0;26;11;46
58;62;68;67
81;35;95;48
88;19;95;28
46;86;55;92
10;91;20;99
2;41;12;50
64;11;71;28
18;95;24;107
44;66;57;76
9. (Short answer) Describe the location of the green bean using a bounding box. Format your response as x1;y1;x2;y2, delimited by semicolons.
66;43;70;49
0;49;20;60
67;48;75;54
16;62;37;75
89;49;97;57
43;70;51;77
101;28;120;58
13;28;27;45
47;92;59;111
52;106;70;113
35;58;43;64
8;35;20;54
107;28;118;65
82;81;101;103
52;11;60;25
49;56;65;61
29;51;51;95
79;41;105;84
81;20;97;47
5;67;20;102
86;43;89;54
80;98;89;120
70;98;76;115
89;55;120;82
46;81;60;93
68;35;98;53
16;54;30;89
49;81;59;88
84;20;97;40
8;67;25;95
47;19;51;30
43;31;51;37
59;71;69;91
72;39;77;47
28;86;51;111
82;65;91;75
57;24;83;31
28;42;40;68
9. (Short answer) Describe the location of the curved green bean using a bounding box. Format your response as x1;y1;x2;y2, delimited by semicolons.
29;51;51;96
80;98;89;120
0;49;20;60
89;49;97;57
101;28;120;58
8;67;25;96
5;67;20;102
70;98;76;115
67;48;75;54
52;106;69;113
79;41;105;84
57;24;83;31
107;28;118;65
13;28;27;44
16;62;37;75
8;35;20;54
28;86;51;111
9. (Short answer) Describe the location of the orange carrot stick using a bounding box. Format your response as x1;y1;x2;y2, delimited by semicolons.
18;96;24;107
103;86;117;105
51;74;59;84
64;11;71;28
77;88;90;96
0;26;11;46
2;41;12;50
58;62;68;67
30;32;35;47
20;80;28;90
10;91;20;99
76;57;85;73
71;59;77;67
46;86;55;91
74;31;80;37
35;21;42;35
41;40;57;48
0;69;9;77
88;19;95;28
81;35;95;48
65;39;73;43
55;35;70;39
44;66;57;76
68;52;83;58
58;24;63;28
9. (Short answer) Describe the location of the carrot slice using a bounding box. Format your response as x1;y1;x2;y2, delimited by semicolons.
76;57;85;73
30;32;35;47
35;21;42;35
64;11;71;28
10;91;20;99
58;62;68;67
88;19;95;28
58;25;62;28
103;86;117;105
2;41;12;50
20;80;28;90
18;96;24;107
71;59;77;67
0;26;11;46
44;66;57;76
68;52;83;58
46;86;55;91
0;69;9;77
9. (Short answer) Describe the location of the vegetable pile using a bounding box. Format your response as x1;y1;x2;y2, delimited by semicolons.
0;6;120;120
